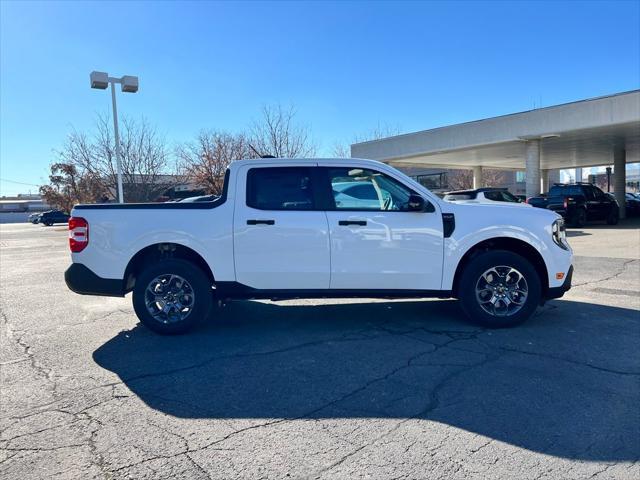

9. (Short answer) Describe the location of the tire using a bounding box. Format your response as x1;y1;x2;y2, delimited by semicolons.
42;221;52;226
458;250;542;328
571;208;586;228
132;258;213;335
606;208;619;225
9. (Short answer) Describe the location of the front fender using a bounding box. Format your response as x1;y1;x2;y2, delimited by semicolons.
441;226;552;290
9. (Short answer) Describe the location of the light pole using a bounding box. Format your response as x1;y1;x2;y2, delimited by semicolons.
90;71;139;203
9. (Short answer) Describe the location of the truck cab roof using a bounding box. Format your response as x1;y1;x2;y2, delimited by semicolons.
228;157;383;168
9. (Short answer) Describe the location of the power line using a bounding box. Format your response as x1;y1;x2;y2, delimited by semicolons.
0;178;41;187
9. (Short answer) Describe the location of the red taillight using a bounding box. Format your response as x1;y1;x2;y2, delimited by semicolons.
69;217;89;252
563;198;568;209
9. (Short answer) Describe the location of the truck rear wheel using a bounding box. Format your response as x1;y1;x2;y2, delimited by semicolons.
132;259;213;335
458;250;541;328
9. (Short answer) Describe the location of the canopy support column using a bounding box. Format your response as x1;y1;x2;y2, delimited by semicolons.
525;140;541;198
541;169;550;194
472;166;483;189
614;147;626;219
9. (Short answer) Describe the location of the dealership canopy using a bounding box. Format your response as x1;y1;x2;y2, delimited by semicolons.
351;90;640;215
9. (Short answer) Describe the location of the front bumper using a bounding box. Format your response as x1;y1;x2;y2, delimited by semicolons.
65;263;124;297
545;265;573;301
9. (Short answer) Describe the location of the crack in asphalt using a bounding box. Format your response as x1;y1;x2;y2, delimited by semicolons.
2;300;639;477
572;258;638;288
492;345;640;376
0;310;59;398
469;437;494;456
309;347;504;478
105;332;467;475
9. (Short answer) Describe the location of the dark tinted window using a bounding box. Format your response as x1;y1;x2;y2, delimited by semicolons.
592;187;605;199
483;190;520;202
583;186;596;200
500;191;520;202
483;191;499;201
247;167;314;210
549;186;585;196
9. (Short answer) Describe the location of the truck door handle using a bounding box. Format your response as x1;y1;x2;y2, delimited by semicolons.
247;219;275;225
339;220;367;226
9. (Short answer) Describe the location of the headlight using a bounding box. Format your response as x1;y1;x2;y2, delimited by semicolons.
552;219;568;250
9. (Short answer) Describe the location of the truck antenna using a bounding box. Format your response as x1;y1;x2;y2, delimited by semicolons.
248;143;275;159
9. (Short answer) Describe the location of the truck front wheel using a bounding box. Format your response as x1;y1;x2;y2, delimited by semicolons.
458;250;541;328
132;259;213;335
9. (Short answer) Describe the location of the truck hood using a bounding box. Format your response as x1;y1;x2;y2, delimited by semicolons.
441;200;561;223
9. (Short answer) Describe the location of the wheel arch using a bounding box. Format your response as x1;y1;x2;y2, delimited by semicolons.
123;243;215;293
451;237;549;298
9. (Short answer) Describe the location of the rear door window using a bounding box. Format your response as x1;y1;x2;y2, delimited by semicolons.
246;167;315;210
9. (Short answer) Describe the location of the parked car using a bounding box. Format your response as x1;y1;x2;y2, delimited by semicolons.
65;158;573;334
527;183;619;227
333;181;385;209
625;193;640;216
39;210;70;226
443;188;528;206
28;212;41;224
607;192;640;216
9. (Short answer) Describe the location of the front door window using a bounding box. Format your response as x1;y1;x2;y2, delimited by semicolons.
327;167;413;211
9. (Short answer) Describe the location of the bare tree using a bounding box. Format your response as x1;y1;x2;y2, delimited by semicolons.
250;104;316;158
594;174;609;192
332;123;401;158
177;131;250;195
354;123;401;143
331;142;351;158
447;169;474;190
53;114;177;203
482;169;507;187
444;168;508;191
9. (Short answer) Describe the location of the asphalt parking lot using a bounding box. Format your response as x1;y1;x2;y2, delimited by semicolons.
1;220;639;479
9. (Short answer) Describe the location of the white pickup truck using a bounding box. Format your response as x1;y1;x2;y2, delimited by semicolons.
65;158;573;334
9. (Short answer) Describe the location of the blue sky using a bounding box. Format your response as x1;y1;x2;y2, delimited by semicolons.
1;0;639;195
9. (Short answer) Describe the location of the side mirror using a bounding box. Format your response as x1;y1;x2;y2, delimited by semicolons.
407;194;431;212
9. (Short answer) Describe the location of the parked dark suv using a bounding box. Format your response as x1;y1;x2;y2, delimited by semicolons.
39;210;70;226
527;183;619;227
